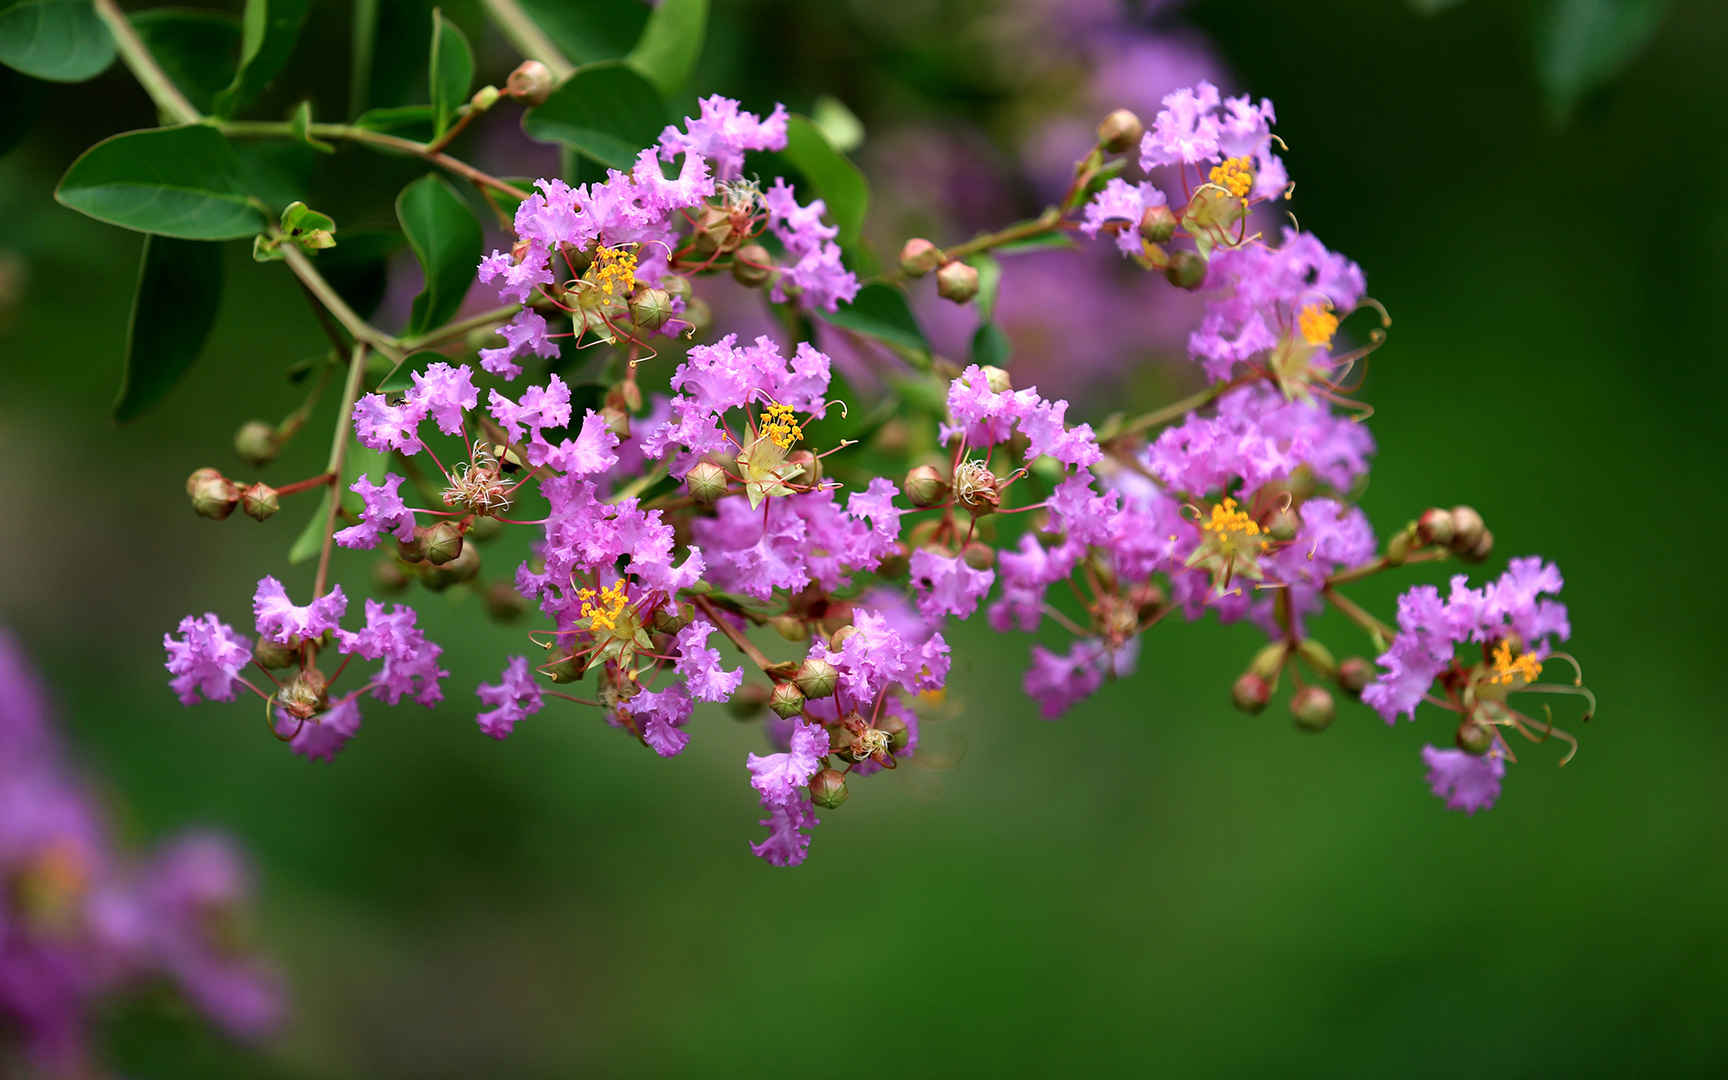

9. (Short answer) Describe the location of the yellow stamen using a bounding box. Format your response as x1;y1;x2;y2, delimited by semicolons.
1489;640;1543;686
578;580;630;633
1208;155;1254;200
588;244;638;298
1297;302;1339;347
1202;497;1261;540
760;402;804;449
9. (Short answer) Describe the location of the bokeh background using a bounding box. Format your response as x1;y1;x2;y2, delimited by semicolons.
4;0;1727;1074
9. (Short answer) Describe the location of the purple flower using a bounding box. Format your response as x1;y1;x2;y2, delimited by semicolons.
163;614;252;705
352;393;426;454
909;549;995;621
1421;745;1505;814
674;621;744;703
333;474;417;550
630;684;694;757
746;720;829;806
750;795;819;868
488;373;571;446
658;94;789;180
335;599;447;707
1023;639;1132;720
529;409;619;475
1080;177;1166;256
1140;81;1222;168
762;178;859;311
479;307;558;379
475;656;545;739
275;695;362;762
407;362;478;435
476;249;553;306
252;577;346;646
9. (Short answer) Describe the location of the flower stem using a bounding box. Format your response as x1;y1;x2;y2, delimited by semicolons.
220;122;531;201
481;0;574;80
399;304;521;351
692;596;776;672
275;472;337;497
314;344;368;600
1323;586;1394;649
1097;379;1237;442
1325;549;1448;588
279;242;403;363
882;207;1067;286
93;0;200;125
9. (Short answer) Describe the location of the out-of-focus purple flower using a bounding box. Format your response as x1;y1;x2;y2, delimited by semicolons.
658;94;789;181
1421;745;1505;814
475;656;545;739
910;548;995;621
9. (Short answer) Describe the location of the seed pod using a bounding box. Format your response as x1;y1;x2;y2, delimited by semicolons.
233;421;278;468
898;238;942;277
685;460;729;506
1291;686;1335;733
628;287;673;333
979;365;1012;393
904;464;949;508
423;522;464;566
935;260;979;303
731;243;772;287
1456;716;1495;755
1232;673;1270;715
189;471;240;520
769;681;806;719
652;602;694;635
1165;250;1206;290
1336;657;1374;698
808;768;849;809
240;482;279;522
1096;108;1143;153
254;638;297;670
794;657;837;699
1138;204;1177;244
788;449;820;486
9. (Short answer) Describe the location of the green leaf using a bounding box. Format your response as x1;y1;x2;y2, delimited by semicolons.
396;173;481;336
113;235;224;422
354;104;435;140
626;0;706;96
428;8;473;138
318;228;404;320
517;0;648;66
521;60;669;170
130;10;240;114
372;349;444;396
231;137;315;215
288;100;334;152
813;283;928;354
213;0;309;117
969;253;1002;323
55;125;266;240
776;114;868;249
969;322;1012;370
287;445;386;563
811;94;864;154
348;0;378;116
0;0;114;82
1535;0;1668;122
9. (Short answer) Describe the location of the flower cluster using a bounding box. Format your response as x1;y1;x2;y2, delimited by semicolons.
5;630;281;1068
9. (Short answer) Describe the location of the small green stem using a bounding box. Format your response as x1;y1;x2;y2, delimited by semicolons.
692;596;776;672
1325;549;1449;588
482;0;575;80
1324;586;1394;649
882;208;1066;286
279;242;403;363
609;464;668;505
93;0;200;125
1097;379;1238;442
221;122;531;201
314;344;369;600
400;304;521;351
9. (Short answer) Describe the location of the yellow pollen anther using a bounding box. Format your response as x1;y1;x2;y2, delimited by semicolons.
760;402;804;449
1489;641;1543;686
1298;302;1339;347
1202;497;1262;541
588;244;638;298
578;580;630;633
1208;155;1255;200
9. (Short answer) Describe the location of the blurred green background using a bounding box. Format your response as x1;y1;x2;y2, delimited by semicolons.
4;0;1727;1075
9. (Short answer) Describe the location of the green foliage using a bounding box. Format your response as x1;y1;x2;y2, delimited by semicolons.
213;0;309;117
521;60;670;170
970;322;1011;369
518;0;648;66
55;125;266;240
969;253;1002;321
627;0;708;96
287;444;387;563
776;114;868;249
0;0;115;83
1536;0;1668;121
813;283;929;356
428;8;474;139
129;10;240;114
317;229;405;320
287;100;334;152
353;104;436;141
113;235;224;422
395;173;481;335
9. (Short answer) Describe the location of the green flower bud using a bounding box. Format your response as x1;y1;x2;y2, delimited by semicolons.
1337;656;1374;698
769;681;806;719
233;421;278;468
628;287;673;333
898;238;942;277
544;653;583;683
505;59;554;105
652;602;694;634
1296;639;1337;680
1267;508;1300;542
240;482;279;522
466;515;503;544
794;657;838;699
1448;505;1485;554
470;84;501;111
424;522;464;566
828;625;858;651
788;448;821;486
935;260;979;303
1456;716;1495;755
424;538;480;591
484;581;528;623
1416;507;1455;548
809;768;849;809
904;464;949;508
731;243;773;287
877;710;910;753
1096;108;1143;153
253;637;296;670
960;541;995;571
770;615;808;643
186;467;220;496
373;557;410;594
1386;525;1416;566
189;470;240;520
1138;204;1177;244
1165;250;1206;290
397;527;429;563
817;602;854;638
1291;686;1335;732
685;460;729;506
1232;673;1271;715
1248;641;1289;681
600;405;631;440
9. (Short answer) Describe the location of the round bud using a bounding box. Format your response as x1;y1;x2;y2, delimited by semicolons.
1267;508;1300;543
1416;507;1456;549
470;85;501;111
684;460;729;506
600;405;631;440
935;260;980;303
817;602;854;638
1138;203;1177;245
769;681;806;719
373;557;410;594
652;602;694;635
1286;465;1318;503
238;483;278;523
1096;108;1144;153
808;768;849;810
903;464;949;508
960;541;996;571
727;682;769;720
1456;716;1495;755
794;657;838;700
1296;639;1337;681
189;471;240;520
484;581;528;623
979;365;1012;394
898;238;942;278
1337;656;1374;698
397;527;430;563
253;637;296;670
423;522;464;566
187;467;221;497
1164;250;1207;290
662;274;693;304
233;421;278;468
787;448;821;486
770;614;808;643
628;287;673;333
1291;686;1336;733
544;653;582;683
1232;673;1271;715
731;244;772;287
1448;505;1485;554
877;710;910;753
467;515;503;544
505;59;554;105
1461;528;1494;564
424;540;480;590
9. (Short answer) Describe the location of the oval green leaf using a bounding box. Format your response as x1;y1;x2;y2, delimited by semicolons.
626;0;706;96
813;283;928;355
969;322;1012;370
213;0;309;117
428;8;473;138
517;0;647;66
55;125;266;239
777;114;867;249
0;0;115;83
396;173;481;336
522;60;669;170
114;235;224;422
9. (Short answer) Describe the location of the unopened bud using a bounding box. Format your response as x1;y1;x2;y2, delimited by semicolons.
396;528;429;563
1416;507;1456;548
1386;527;1415;566
652;602;694;634
787;448;821;486
898;238;942;277
233;421;278;467
189;470;240;520
1461;528;1493;564
1296;639;1337;681
960;541;995;571
240;482;279;522
467;515;503;544
1291;686;1335;732
1248;641;1289;681
681;297;712;336
1448;505;1485;553
769;681;806;719
979;364;1012;394
1337;657;1374;698
424;522;464;566
544;653;582;683
506;59;554;105
904;464;949;508
732;243;772;287
253;638;296;670
1138;204;1177;245
1165;250;1206;290
600;405;631;440
1096;108;1144;153
935;260;979;303
425;539;480;589
629;287;673;333
877;710;910;753
808;768;849;809
484;581;528;623
1232;673;1271;715
1456;716;1495;755
685;460;728;506
1267;508;1300;542
794;657;837;699
770;615;808;643
373;557;410;594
